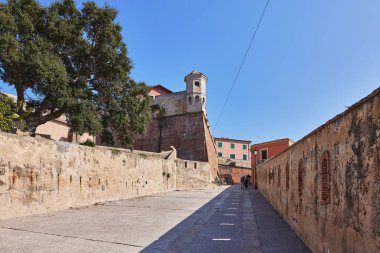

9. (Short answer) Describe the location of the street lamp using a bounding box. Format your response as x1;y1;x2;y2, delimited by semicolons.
254;149;258;189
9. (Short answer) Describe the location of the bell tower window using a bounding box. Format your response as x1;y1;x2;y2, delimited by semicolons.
194;81;200;87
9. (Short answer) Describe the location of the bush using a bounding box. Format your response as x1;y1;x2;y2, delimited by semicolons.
80;139;95;147
111;148;122;156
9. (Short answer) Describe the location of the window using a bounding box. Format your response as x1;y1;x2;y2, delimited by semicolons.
298;159;303;201
188;97;192;104
218;142;222;148
195;95;200;102
286;162;290;191
243;144;247;150
230;143;235;149
218;152;222;157
230;154;235;159
321;150;331;205
277;165;281;187
194;81;200;87
260;149;268;160
243;154;247;160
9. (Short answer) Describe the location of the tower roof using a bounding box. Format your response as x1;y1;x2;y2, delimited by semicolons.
184;70;208;82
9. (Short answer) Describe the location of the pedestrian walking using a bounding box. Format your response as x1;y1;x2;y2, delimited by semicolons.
246;175;251;187
244;175;249;189
240;175;245;189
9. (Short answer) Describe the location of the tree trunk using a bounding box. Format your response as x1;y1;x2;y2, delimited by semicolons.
25;103;68;133
158;126;163;153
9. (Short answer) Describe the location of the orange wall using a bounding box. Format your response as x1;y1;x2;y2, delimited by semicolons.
251;140;291;161
250;139;292;186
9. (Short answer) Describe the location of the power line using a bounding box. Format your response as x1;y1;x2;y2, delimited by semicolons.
213;0;270;131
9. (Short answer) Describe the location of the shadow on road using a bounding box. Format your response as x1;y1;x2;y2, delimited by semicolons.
140;185;233;253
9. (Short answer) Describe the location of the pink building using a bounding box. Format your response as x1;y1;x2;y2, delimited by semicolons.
148;85;173;99
2;92;95;143
214;137;251;161
35;115;94;143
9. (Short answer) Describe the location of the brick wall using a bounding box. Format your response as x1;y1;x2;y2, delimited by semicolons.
134;111;218;180
256;88;380;253
219;165;251;185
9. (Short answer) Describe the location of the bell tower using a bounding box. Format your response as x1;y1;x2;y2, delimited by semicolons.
184;70;207;113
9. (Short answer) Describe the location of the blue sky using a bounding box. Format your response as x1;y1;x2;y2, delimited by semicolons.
1;0;379;144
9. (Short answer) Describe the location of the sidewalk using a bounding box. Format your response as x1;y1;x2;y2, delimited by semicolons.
249;188;311;253
144;185;311;252
0;185;311;253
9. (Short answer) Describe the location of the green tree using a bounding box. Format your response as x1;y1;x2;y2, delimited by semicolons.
0;0;150;148
0;93;18;132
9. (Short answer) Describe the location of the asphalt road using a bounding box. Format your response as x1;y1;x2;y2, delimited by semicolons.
0;185;310;253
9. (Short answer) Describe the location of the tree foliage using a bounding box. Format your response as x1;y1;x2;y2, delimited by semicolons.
0;93;18;132
0;0;151;148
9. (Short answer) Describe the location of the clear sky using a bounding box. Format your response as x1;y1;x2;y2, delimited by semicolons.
1;0;380;144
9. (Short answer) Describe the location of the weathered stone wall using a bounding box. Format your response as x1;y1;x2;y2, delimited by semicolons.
256;88;380;253
134;111;217;174
176;159;215;190
202;114;218;180
0;132;213;220
153;91;187;116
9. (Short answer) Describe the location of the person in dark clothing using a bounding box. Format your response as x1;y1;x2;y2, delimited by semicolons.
246;175;251;187
240;175;245;189
244;175;249;189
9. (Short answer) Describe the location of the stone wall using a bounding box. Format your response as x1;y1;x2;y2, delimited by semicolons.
153;91;187;116
202;114;218;180
0;132;214;220
256;88;380;253
176;159;215;190
134;111;218;181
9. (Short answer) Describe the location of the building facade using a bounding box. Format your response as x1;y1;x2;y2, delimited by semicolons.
133;70;218;181
214;138;251;185
214;138;251;161
250;138;294;187
250;138;294;166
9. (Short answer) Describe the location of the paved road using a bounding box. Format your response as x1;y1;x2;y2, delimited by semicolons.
0;185;311;253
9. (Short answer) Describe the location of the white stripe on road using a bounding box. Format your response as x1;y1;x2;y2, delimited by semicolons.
220;223;234;226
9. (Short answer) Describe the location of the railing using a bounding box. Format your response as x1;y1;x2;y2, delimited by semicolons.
256;159;267;165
